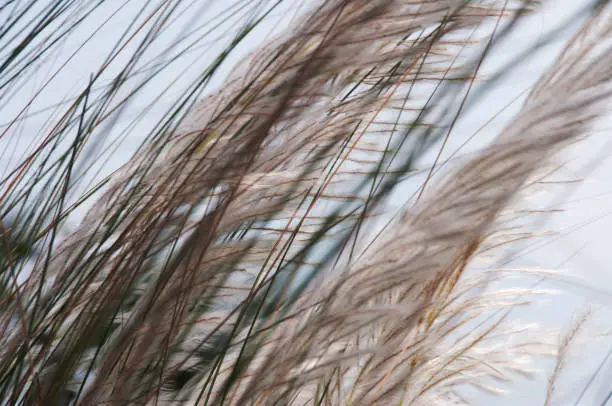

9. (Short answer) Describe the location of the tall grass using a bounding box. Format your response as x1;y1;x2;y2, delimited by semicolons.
0;0;610;404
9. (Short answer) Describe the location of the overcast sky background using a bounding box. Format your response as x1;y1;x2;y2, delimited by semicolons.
1;1;611;404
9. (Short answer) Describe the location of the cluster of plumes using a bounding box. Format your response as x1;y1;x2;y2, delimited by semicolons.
193;5;611;404
2;0;611;405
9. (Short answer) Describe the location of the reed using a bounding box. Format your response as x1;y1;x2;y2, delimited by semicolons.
0;0;610;404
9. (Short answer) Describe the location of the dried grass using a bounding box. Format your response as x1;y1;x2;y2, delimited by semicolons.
0;0;610;405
